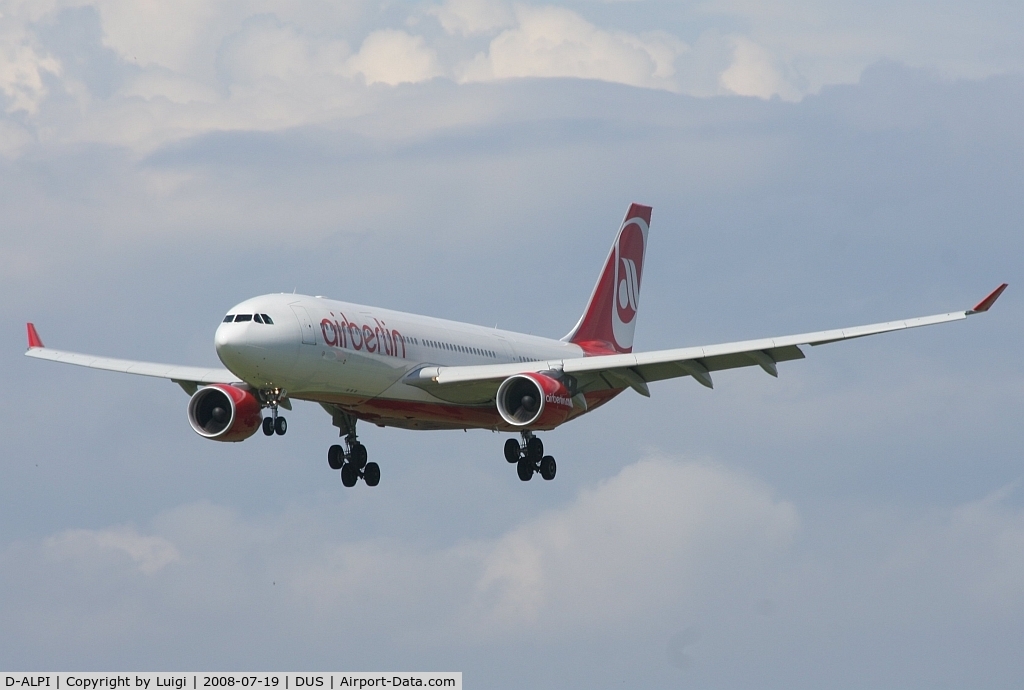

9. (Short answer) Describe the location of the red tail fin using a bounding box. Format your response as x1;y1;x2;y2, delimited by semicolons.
563;203;652;354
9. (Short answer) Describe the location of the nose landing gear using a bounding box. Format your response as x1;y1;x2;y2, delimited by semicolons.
506;431;556;481
259;388;288;436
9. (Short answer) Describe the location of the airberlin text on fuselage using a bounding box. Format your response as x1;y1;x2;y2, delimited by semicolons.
320;314;406;359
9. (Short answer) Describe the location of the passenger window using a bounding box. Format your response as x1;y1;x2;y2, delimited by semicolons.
253;314;264;324
262;314;274;324
223;315;234;323
236;314;252;322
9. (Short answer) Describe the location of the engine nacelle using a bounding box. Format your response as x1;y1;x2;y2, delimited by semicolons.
496;372;576;429
187;384;262;442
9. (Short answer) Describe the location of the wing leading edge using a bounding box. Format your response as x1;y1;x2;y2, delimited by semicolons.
405;284;1008;398
24;323;239;395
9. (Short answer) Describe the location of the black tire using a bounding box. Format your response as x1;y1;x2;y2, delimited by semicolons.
262;417;274;436
350;442;367;469
526;436;543;459
517;458;534;481
328;444;344;470
274;416;287;435
504;438;521;463
340;463;358;487
364;462;380;487
540;456;556;481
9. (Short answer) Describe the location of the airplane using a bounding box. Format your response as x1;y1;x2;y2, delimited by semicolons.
25;204;1007;487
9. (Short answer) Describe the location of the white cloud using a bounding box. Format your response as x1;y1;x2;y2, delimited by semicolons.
0;0;1020;160
44;525;180;575
4;459;798;645
347;29;444;86
121;69;219;104
217;18;351;86
7;456;1024;680
0;20;62;113
91;0;220;72
474;459;798;630
430;0;514;37
1;0;1018;156
457;5;687;91
719;35;801;100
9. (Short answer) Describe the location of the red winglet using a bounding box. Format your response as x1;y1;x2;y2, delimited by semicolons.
969;283;1008;314
27;323;44;349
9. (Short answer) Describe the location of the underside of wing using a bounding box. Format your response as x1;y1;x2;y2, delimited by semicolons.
25;323;238;395
402;284;1006;400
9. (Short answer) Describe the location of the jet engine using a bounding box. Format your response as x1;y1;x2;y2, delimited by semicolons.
496;372;577;429
187;384;262;442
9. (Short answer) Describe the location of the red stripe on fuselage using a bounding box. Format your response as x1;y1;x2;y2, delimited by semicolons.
293;388;625;431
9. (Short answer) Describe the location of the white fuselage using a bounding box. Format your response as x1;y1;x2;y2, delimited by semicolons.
215;293;594;430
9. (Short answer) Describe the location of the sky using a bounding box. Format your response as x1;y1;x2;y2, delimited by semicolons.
1;0;1023;686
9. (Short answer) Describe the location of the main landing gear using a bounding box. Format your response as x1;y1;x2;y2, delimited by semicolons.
260;388;287;436
504;431;556;481
327;411;379;487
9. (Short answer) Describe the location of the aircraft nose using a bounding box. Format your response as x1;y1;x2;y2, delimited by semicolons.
215;321;253;373
215;321;242;351
214;310;299;385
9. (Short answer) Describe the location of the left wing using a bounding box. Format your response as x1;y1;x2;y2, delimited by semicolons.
405;284;1007;399
24;323;239;395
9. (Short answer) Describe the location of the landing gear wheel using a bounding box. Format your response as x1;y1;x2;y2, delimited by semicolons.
526;436;543;459
350;443;367;469
262;417;274;436
328;444;344;470
504;438;521;463
540;456;556;481
340;463;358;487
517;458;534;481
274;416;287;435
364;462;380;487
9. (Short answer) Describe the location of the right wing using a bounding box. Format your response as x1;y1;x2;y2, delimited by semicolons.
405;284;1008;400
24;323;239;395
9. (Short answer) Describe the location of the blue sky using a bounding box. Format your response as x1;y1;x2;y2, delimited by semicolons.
2;1;1023;686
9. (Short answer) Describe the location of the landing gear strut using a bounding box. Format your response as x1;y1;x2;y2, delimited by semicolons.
326;408;379;487
506;431;556;481
260;388;288;436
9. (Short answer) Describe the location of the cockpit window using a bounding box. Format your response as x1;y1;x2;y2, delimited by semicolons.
253;314;264;324
261;314;274;324
235;314;252;322
223;315;234;323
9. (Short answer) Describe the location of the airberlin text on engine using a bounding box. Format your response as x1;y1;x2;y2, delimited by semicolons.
545;394;573;408
320;313;406;359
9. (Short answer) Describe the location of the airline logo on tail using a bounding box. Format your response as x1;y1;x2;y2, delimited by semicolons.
612;217;647;349
565;203;651;354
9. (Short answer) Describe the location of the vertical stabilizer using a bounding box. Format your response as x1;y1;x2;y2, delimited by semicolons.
563;203;652;354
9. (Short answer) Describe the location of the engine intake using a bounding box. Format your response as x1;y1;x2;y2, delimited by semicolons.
187;384;262;442
496;372;577;429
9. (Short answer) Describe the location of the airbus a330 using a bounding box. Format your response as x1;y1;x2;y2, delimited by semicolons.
26;204;1006;486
